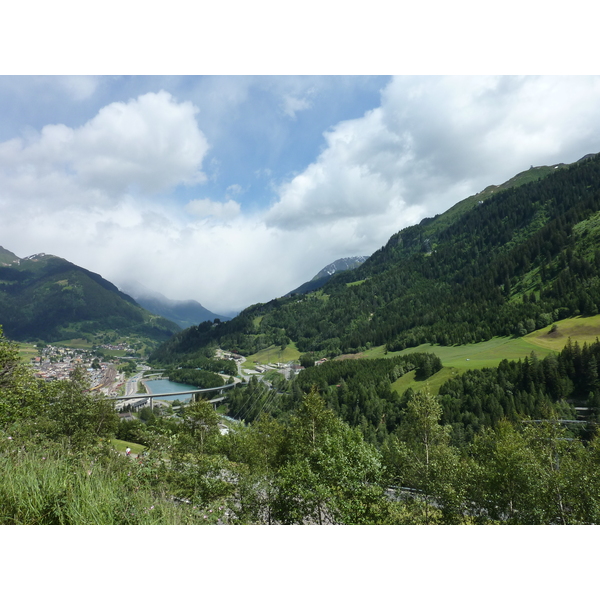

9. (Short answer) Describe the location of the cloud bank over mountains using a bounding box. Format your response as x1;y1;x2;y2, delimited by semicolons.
2;76;600;314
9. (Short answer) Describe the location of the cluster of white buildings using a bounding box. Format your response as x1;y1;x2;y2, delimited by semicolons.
31;345;109;384
99;342;134;352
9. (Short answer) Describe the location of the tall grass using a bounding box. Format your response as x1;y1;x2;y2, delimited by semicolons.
0;442;199;524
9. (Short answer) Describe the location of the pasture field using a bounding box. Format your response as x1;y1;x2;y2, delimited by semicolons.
388;336;556;395
53;338;95;349
98;348;128;357
386;315;600;395
346;279;367;287
395;336;556;367
391;368;454;396
16;341;38;362
524;314;600;351
363;336;553;365
244;341;301;370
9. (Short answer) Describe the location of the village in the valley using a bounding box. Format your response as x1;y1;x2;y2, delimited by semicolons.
29;344;311;400
29;342;136;395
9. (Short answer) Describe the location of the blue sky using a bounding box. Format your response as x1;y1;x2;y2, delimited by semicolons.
0;75;388;211
3;75;600;315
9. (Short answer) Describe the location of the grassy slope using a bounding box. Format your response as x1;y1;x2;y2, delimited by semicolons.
110;439;146;455
16;341;38;362
346;279;367;287
524;314;600;351
244;341;301;369
356;314;600;396
0;247;20;265
389;337;554;395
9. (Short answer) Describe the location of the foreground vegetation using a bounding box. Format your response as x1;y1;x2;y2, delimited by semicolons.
4;324;600;525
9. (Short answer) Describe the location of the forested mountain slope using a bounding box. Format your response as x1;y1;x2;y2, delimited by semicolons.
151;153;600;363
0;251;180;342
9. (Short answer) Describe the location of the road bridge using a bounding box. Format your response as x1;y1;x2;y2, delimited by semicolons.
114;382;242;411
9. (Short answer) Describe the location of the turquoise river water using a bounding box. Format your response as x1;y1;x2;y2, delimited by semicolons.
143;378;198;403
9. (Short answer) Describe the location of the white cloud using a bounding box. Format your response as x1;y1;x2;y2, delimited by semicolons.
58;75;101;101
266;106;412;230
0;90;209;208
226;183;243;197
3;199;402;315
266;75;600;239
185;198;241;220
281;94;313;119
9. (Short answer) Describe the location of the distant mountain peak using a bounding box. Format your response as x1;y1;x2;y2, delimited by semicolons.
286;255;369;297
311;256;369;281
578;152;600;162
24;253;52;260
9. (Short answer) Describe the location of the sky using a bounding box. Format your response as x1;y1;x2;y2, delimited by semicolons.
2;74;600;315
1;2;599;317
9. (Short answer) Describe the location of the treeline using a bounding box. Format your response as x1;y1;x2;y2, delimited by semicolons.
290;353;441;445
225;374;299;422
225;385;600;525
237;341;600;448
379;391;600;524
173;354;237;376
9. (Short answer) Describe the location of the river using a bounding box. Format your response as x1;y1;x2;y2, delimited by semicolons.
143;378;198;403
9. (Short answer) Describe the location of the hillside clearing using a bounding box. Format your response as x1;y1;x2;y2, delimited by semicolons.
388;337;556;395
110;439;146;455
244;341;301;369
385;315;600;395
525;314;600;351
16;341;38;361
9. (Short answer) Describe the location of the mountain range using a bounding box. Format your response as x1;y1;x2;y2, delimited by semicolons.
117;279;230;329
0;250;180;343
0;245;362;344
150;152;600;363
